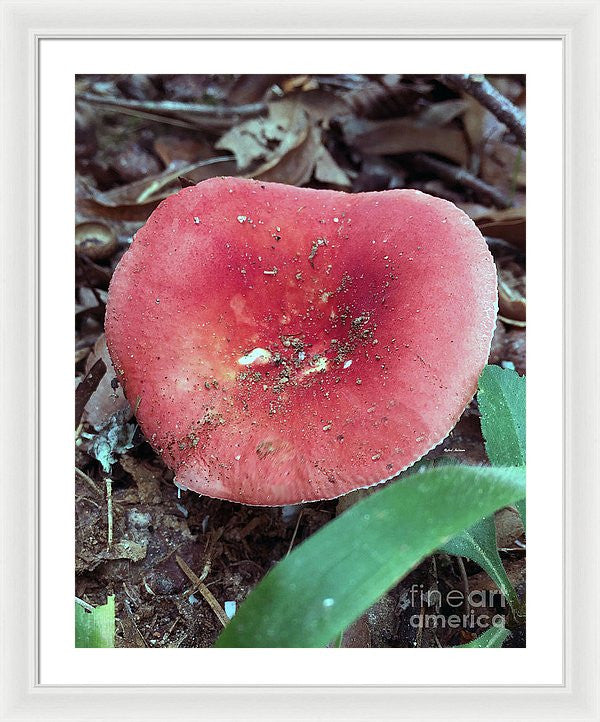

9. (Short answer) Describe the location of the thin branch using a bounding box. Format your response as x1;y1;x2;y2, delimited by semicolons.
77;92;267;119
176;555;229;628
412;152;513;209
135;156;233;204
84;103;203;130
75;596;95;612
441;74;526;149
105;477;113;548
285;509;304;558
124;599;148;647
75;466;101;496
456;556;470;617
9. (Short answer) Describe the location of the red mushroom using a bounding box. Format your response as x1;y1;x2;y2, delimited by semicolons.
105;177;497;505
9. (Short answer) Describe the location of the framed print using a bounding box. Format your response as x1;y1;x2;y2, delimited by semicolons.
1;1;599;720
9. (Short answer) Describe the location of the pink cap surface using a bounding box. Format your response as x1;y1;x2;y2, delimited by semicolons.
105;178;497;505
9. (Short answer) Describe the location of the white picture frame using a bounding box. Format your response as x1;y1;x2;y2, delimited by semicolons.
1;1;599;719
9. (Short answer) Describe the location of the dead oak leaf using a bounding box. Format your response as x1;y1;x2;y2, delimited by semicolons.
340;116;469;166
216;99;309;171
218;98;350;187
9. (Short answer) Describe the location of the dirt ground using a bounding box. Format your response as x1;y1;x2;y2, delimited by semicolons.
75;74;526;648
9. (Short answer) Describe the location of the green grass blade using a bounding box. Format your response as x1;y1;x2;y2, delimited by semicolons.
216;465;526;648
456;622;510;648
75;595;115;648
441;516;522;616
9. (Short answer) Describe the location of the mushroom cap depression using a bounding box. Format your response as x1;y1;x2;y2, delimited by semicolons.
105;177;497;505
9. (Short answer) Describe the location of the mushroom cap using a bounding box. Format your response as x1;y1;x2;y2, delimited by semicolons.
105;177;497;505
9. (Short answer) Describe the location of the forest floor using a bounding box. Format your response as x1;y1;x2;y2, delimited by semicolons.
75;73;526;648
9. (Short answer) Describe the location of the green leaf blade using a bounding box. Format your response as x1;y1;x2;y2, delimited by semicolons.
456;622;510;648
478;365;526;467
478;365;526;529
216;465;526;648
442;516;521;615
75;595;115;648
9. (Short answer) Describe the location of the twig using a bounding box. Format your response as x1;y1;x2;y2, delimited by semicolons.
412;152;513;209
105;478;113;548
75;596;95;612
440;74;526;149
285;509;304;557
77;92;267;119
124;599;148;647
135;156;232;204
166;616;181;639
176;555;229;628
75;495;100;510
75;466;101;496
83;103;203;130
499;546;526;553
415;605;424;648
456;556;470;617
174;632;189;648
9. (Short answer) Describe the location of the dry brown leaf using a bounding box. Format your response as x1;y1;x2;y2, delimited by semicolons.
293;89;352;125
119;455;164;504
416;99;469;127
461;86;525;193
459;205;526;251
82;334;132;430
75;254;113;288
108;540;148;563
495;508;525;549
77;197;161;222
344;80;421;120
480;142;526;192
216;99;309;171
353;155;407;193
75;358;106;428
341;116;469;166
228;74;282;104
496;259;526;326
77;157;236;221
153;136;214;166
218;98;342;187
111;143;161;184
462;93;505;152
281;75;318;94
421;179;463;204
488;323;526;375
489;76;525;105
249;124;321;186
314;146;352;188
468;557;526;597
217;121;278;170
75;222;117;261
76;287;108;317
